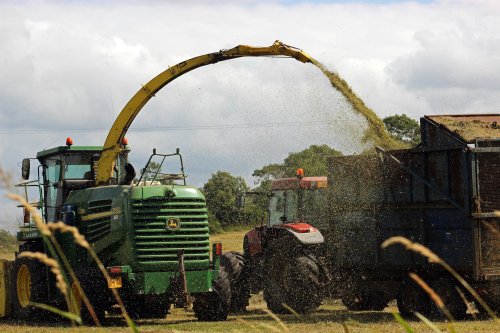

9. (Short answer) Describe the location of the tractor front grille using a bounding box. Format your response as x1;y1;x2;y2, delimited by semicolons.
131;197;210;267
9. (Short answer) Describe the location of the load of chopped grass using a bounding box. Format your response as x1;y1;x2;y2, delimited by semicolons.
430;115;500;142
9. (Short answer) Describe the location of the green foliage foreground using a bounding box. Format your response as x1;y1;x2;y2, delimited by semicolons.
0;229;16;252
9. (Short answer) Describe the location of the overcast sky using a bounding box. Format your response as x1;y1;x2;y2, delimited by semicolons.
1;0;499;231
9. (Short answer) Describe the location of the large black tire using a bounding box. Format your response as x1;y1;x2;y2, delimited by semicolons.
193;266;230;321
397;277;432;319
430;277;468;320
10;256;50;322
342;290;389;311
263;240;323;314
125;298;170;319
69;281;106;326
221;251;251;313
73;265;109;326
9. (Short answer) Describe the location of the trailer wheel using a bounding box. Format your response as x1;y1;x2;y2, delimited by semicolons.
263;240;323;314
430;277;468;320
342;290;389;311
397;277;432;319
193;266;230;321
221;251;250;313
10;257;49;321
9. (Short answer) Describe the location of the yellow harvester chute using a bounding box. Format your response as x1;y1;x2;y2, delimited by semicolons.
96;41;313;185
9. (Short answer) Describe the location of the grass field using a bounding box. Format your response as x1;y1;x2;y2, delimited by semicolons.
1;298;498;333
1;229;498;332
210;228;247;253
0;252;14;260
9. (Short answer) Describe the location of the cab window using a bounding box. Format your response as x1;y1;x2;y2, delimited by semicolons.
269;190;285;226
45;157;63;222
268;190;299;225
64;154;93;179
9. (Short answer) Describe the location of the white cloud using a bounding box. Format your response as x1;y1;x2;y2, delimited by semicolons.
1;0;500;230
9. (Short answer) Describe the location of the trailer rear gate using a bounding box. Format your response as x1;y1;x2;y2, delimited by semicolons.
473;149;500;279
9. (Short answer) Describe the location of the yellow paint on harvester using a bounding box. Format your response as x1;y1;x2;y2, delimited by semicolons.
80;208;121;221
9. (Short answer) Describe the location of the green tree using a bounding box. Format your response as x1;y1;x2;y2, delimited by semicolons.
203;171;262;229
0;228;17;252
383;114;420;146
253;144;342;184
141;161;162;180
251;145;342;211
140;161;181;185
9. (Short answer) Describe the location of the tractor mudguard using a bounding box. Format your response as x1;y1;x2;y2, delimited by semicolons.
245;223;324;258
280;223;324;245
244;228;264;258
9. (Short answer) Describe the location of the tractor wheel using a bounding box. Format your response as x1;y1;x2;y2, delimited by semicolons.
10;256;49;322
221;251;251;313
193;266;230;321
430;277;468;320
69;281;106;326
397;277;432;319
72;265;110;326
342;290;389;311
263;240;323;314
125;298;170;319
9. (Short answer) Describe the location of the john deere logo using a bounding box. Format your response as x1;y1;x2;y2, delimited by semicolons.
166;217;180;230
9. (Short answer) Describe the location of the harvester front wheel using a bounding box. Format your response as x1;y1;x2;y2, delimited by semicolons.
430;277;468;320
126;298;170;319
221;251;250;313
193;266;230;321
263;240;323;314
70;281;105;326
10;257;48;321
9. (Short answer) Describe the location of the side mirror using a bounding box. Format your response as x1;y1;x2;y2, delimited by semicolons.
21;158;30;180
236;193;246;209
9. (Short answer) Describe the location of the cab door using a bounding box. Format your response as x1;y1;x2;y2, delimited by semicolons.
268;190;299;226
43;157;63;222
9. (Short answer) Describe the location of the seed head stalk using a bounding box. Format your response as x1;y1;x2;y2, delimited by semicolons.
7;194;99;325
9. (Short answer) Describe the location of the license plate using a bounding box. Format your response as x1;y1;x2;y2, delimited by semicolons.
107;275;122;289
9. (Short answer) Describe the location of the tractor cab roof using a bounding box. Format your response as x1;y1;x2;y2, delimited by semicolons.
36;146;103;159
36;145;130;160
271;176;327;190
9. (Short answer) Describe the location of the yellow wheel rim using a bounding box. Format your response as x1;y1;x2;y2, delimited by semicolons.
70;281;82;315
16;264;31;308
